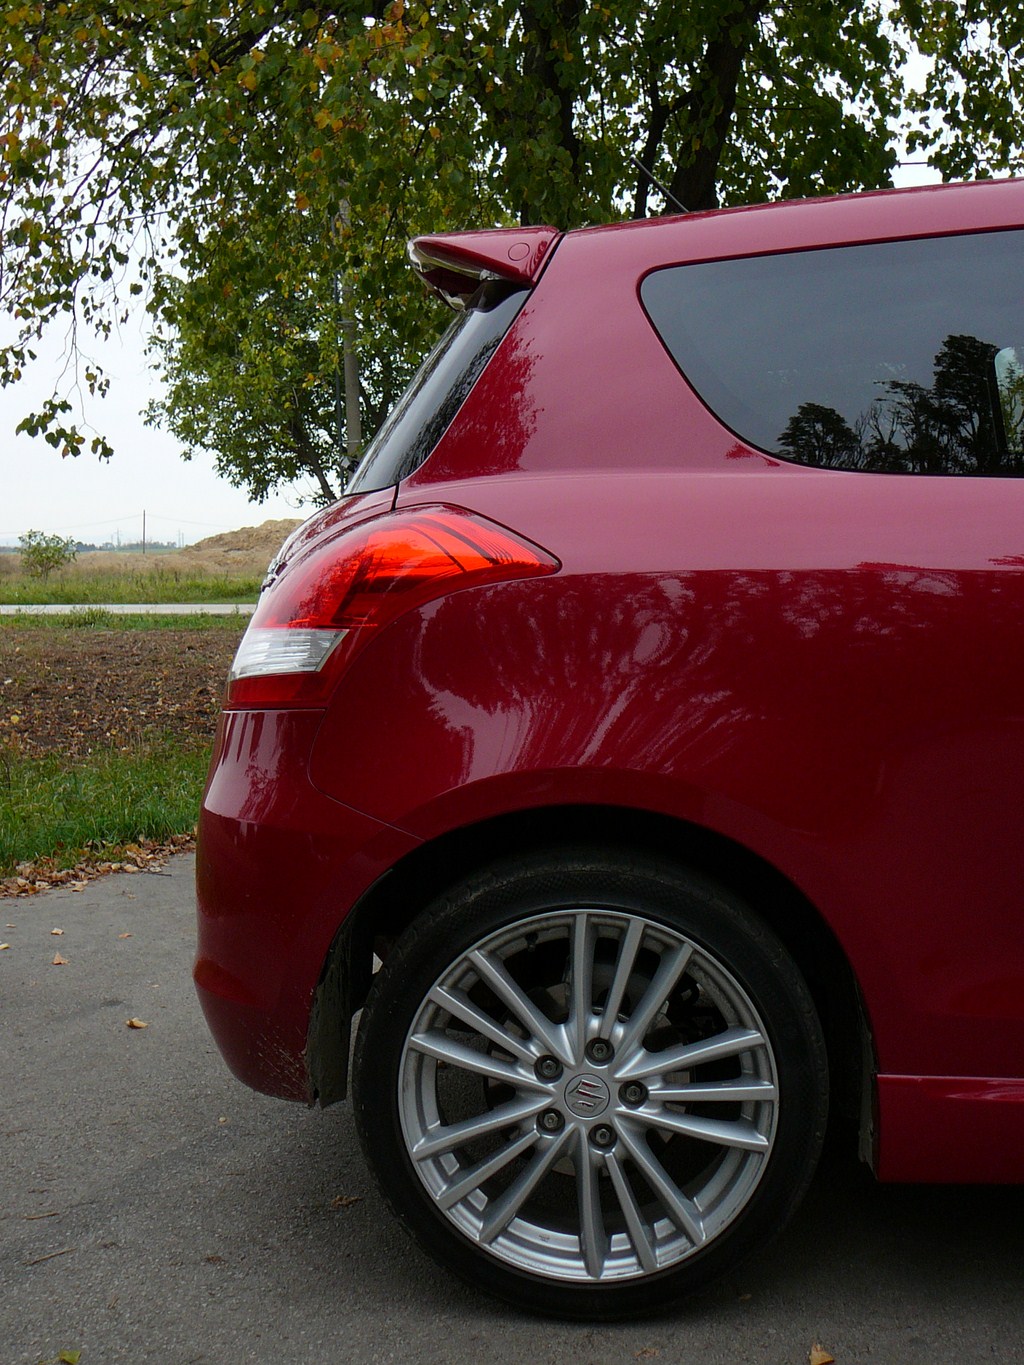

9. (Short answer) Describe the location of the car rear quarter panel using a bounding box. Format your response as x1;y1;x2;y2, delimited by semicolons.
310;469;1024;1091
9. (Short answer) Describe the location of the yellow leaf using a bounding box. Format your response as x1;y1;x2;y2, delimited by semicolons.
118;932;132;939
52;952;68;965
50;927;64;935
240;69;257;91
809;1345;835;1365
0;943;10;951
126;1017;148;1029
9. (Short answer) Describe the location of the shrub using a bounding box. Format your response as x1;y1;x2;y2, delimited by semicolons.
18;530;77;579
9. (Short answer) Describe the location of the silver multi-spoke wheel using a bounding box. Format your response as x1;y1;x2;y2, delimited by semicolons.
354;852;827;1316
399;908;778;1283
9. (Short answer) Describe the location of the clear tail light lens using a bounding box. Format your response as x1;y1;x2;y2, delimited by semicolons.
225;505;559;708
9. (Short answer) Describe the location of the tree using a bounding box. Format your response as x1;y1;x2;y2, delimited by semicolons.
778;402;863;470
2;1;1023;503
18;529;77;579
143;210;440;503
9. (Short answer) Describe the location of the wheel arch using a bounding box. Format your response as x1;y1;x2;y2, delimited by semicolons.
306;803;873;1143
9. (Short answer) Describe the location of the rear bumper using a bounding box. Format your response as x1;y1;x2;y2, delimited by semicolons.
194;709;419;1101
875;1074;1024;1183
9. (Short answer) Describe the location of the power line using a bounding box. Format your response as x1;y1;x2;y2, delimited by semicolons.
0;511;271;537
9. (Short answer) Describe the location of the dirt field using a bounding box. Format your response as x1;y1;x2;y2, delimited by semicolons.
0;624;242;759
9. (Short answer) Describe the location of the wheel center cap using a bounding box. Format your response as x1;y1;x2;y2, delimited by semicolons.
564;1073;610;1117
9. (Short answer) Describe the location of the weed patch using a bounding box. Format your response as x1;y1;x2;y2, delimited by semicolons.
0;566;260;605
0;740;209;876
0;619;238;879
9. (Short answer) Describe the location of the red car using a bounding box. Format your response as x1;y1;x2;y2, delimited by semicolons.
196;177;1024;1318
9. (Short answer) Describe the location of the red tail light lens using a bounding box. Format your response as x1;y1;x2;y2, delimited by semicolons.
226;505;559;708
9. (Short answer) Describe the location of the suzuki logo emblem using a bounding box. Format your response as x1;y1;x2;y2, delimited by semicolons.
564;1074;610;1117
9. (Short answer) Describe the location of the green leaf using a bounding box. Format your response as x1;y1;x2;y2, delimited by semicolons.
1;0;1022;502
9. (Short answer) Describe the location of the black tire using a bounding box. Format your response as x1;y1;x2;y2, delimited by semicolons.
352;847;827;1319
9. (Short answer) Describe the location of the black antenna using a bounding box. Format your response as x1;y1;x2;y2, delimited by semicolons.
630;154;689;215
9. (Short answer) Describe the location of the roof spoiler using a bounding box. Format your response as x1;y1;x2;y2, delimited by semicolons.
408;226;560;309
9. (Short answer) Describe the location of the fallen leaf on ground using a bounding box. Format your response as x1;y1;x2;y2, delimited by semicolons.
205;1253;225;1264
0;943;9;951
118;932;132;939
125;1017;148;1029
50;927;64;935
809;1345;835;1365
635;1350;660;1360
51;952;68;965
1;833;196;899
58;1351;82;1364
330;1194;363;1209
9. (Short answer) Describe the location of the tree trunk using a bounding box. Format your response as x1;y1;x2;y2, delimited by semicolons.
666;1;768;212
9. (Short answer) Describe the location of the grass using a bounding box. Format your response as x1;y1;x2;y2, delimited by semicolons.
0;608;249;631
0;612;239;877
0;566;260;605
0;738;210;876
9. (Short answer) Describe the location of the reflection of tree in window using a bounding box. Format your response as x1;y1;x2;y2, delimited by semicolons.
778;334;1024;475
778;404;861;470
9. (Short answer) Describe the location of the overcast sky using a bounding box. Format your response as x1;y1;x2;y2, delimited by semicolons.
1;156;939;549
0;304;316;547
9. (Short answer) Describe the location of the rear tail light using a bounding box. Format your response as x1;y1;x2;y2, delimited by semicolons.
226;505;559;708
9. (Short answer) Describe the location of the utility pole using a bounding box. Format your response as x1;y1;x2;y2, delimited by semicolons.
142;509;146;555
333;201;361;468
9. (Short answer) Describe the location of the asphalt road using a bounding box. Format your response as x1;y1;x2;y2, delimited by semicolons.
2;856;1021;1365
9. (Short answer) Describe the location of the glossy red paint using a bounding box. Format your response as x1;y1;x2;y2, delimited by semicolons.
314;471;1024;1087
197;178;1024;1218
405;179;1024;486
409;225;560;289
259;483;396;580
876;1076;1024;1183
196;708;418;1098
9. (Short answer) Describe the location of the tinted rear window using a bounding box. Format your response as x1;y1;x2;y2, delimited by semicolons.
641;229;1024;475
346;284;527;493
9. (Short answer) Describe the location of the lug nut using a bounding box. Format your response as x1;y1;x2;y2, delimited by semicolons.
620;1081;647;1106
585;1038;614;1065
590;1124;616;1149
535;1055;562;1082
539;1109;565;1133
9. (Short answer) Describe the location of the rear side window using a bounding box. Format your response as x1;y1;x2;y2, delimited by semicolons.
346;284;527;493
641;230;1024;475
